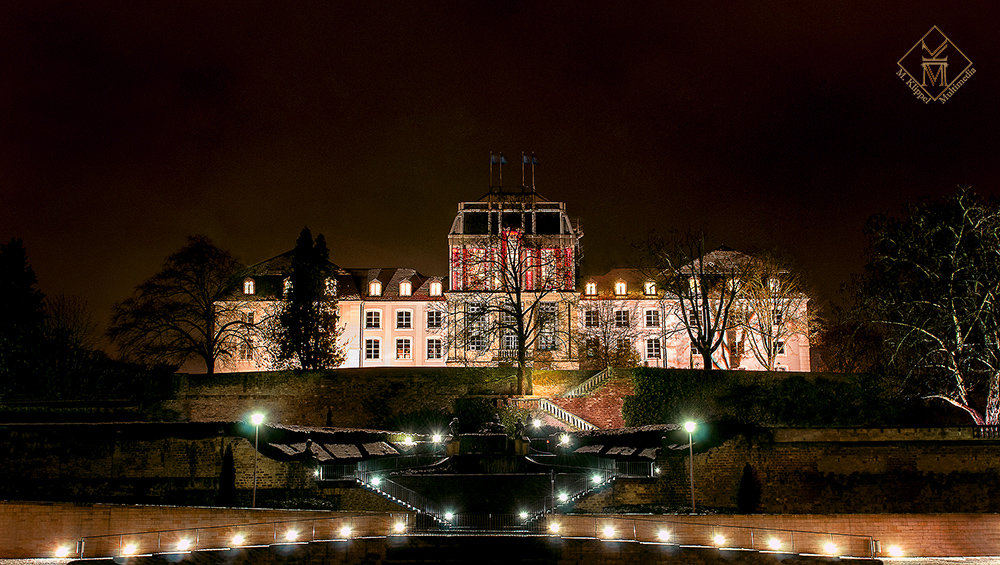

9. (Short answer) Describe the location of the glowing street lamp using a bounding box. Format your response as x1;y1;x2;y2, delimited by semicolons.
684;421;696;513
250;413;265;507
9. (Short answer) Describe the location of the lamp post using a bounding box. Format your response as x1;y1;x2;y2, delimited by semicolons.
684;421;696;513
251;413;264;507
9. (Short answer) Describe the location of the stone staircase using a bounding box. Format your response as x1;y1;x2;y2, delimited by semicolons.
516;368;633;431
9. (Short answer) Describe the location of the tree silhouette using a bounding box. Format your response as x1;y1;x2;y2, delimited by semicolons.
108;235;253;374
272;228;344;370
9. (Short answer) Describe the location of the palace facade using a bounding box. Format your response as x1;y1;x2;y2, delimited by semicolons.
219;187;810;373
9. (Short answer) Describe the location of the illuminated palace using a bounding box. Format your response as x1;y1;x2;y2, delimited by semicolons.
220;181;810;373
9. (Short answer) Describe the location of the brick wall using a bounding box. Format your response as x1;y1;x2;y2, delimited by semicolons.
4;502;1000;559
0;423;319;507
575;429;1000;514
549;376;633;428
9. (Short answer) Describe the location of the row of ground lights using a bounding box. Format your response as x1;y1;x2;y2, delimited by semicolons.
54;523;409;558
541;523;904;558
55;525;904;559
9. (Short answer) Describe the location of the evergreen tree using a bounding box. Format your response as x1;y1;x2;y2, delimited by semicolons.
275;228;344;370
0;238;47;395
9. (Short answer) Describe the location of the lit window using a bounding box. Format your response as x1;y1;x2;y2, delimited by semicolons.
369;280;382;296
397;310;412;329
646;338;661;359
283;278;292;295
769;278;780;292
325;278;337;296
586;338;599;358
584;282;597;296
427;311;443;329
365;310;381;329
584;310;598;327
645;310;660;328
776;341;786;355
396;338;412;359
614;281;627;296
243;278;255;295
429;281;443;296
688;278;700;293
643;281;656;295
365;339;380;360
399;281;412;297
427;338;443;359
614;310;630;328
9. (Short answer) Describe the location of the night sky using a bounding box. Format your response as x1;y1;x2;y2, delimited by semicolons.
3;1;999;336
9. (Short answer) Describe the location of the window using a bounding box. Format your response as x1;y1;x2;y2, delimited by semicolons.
325;278;337;296
769;278;780;292
397;310;412;329
538;303;558;350
691;343;699;357
396;338;412;359
776;341;786;355
243;278;255;295
645;309;660;328
429;281;443;296
369;280;382;296
427;338;443;359
688;312;700;327
584;310;598;327
646;338;661;359
586;338;600;358
643;281;656;295
468;305;487;350
615;310;630;328
584;281;597;296
283;278;292;295
427;310;443;329
242;311;254;325
616;339;630;354
688;278;701;293
365;310;381;329
502;333;517;350
469;334;487;351
399;280;412;297
774;309;783;326
365;339;380;360
239;342;253;360
614;281;627;296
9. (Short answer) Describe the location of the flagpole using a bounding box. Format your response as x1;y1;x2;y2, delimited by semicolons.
521;151;526;189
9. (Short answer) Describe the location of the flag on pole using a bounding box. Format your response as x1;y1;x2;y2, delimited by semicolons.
500;155;507;164
490;153;499;165
523;155;530;164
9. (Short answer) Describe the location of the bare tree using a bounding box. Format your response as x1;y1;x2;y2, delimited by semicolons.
577;296;644;369
643;234;754;370
448;229;576;395
108;235;256;374
738;254;813;371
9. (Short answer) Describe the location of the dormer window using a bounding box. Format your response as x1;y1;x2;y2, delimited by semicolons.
399;280;412;297
643;281;656;295
243;278;255;295
584;282;597;296
614;281;627;296
429;281;443;297
369;280;382;296
325;278;337;296
283;278;292;296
